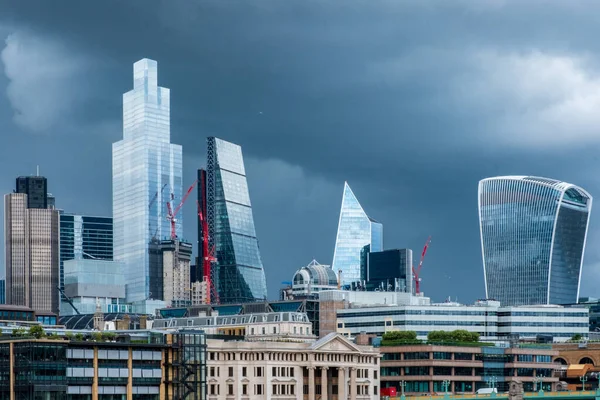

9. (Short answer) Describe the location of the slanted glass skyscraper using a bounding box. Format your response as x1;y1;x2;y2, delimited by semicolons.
332;182;383;286
479;176;592;306
206;137;267;303
113;59;183;304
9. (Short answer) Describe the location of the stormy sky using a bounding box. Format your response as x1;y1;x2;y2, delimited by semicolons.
1;0;599;302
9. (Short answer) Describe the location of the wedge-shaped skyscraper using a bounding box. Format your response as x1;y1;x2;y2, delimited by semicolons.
113;59;183;305
206;137;267;304
332;182;383;286
478;176;592;306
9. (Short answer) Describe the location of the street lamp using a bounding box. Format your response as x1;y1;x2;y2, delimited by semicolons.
442;380;451;394
580;375;588;391
533;375;544;392
399;380;407;399
486;376;498;390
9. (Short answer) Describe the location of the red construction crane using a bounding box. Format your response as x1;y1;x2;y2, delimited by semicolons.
197;200;219;304
412;236;431;295
166;180;198;240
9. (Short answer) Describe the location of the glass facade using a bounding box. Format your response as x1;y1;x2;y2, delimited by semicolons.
113;59;183;303
206;137;267;304
366;248;413;293
332;182;383;286
59;214;113;306
479;176;592;306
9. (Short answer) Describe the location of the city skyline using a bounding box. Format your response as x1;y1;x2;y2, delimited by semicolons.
2;2;600;302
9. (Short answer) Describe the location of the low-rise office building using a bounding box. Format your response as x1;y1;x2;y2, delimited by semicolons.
380;343;558;394
0;330;206;400
337;300;588;342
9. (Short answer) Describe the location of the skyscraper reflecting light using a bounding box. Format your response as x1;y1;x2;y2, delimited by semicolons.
206;137;267;303
332;182;383;286
113;59;183;304
478;176;592;306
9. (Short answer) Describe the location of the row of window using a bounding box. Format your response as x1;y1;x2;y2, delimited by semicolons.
382;352;553;363
381;367;555;377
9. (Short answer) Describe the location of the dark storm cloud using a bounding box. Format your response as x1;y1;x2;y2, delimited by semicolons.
1;0;600;300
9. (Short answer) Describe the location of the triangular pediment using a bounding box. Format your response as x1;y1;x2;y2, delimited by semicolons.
310;333;362;353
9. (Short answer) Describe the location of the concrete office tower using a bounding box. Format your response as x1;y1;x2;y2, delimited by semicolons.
161;240;192;307
479;176;592;306
332;182;383;286
205;137;267;303
113;59;183;306
5;191;59;314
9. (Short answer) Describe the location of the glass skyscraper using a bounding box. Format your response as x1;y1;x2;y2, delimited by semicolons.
332;182;383;286
479;176;592;306
206;137;267;304
113;59;182;304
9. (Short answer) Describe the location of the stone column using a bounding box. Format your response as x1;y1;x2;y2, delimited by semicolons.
309;366;316;400
321;367;329;400
338;367;346;400
350;367;357;400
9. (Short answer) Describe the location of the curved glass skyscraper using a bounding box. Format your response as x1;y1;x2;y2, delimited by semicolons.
332;182;383;286
478;176;592;306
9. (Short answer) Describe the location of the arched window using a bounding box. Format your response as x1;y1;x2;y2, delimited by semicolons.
580;357;595;366
554;358;568;365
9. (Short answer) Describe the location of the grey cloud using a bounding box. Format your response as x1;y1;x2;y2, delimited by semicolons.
1;1;600;299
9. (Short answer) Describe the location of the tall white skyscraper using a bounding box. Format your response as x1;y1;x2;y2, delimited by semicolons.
113;59;183;305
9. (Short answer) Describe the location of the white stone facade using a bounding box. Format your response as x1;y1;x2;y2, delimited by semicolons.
206;333;380;400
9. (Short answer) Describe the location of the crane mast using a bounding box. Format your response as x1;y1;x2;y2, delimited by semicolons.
412;236;431;295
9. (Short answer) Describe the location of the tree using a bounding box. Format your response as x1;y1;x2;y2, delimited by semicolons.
383;331;418;341
75;333;84;341
12;328;26;337
428;330;479;343
101;332;116;342
28;325;45;339
572;334;583;341
91;332;103;342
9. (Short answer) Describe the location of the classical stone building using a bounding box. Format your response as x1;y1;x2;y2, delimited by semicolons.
206;332;380;400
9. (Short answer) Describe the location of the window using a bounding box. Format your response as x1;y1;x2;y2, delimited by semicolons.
273;327;277;334
262;327;266;335
518;354;534;362
251;328;255;335
454;353;473;361
229;367;234;377
243;384;248;395
255;384;264;395
273;367;277;376
210;384;219;395
242;367;247;377
228;384;234;395
433;352;452;360
256;367;263;377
